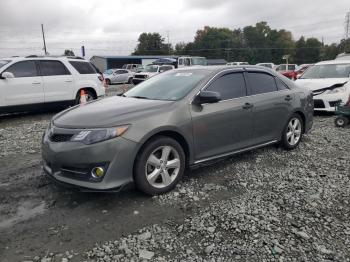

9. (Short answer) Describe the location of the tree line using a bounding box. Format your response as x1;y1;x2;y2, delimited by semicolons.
133;22;350;64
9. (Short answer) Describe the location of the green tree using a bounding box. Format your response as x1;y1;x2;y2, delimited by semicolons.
63;49;75;56
133;33;172;55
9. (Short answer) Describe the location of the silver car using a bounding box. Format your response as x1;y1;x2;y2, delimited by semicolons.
103;69;134;85
42;66;313;195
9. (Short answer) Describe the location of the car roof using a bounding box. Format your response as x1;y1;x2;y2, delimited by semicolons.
316;59;350;65
0;56;89;62
174;65;278;76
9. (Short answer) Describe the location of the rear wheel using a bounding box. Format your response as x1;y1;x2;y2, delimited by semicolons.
281;114;303;150
75;89;95;105
128;77;133;84
134;136;185;195
334;116;349;127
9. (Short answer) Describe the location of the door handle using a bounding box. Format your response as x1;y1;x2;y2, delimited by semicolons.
32;81;41;85
242;102;253;109
65;80;73;83
285;95;293;101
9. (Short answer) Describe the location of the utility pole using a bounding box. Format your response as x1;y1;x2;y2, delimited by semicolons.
41;24;48;55
345;12;350;39
166;30;170;55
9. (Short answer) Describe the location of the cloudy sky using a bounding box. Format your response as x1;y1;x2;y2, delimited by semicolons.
0;0;348;58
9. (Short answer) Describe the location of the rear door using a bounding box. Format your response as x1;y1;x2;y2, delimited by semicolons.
191;71;254;161
245;70;294;144
39;60;74;103
1;60;44;106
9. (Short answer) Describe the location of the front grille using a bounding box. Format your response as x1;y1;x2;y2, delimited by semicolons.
329;100;342;107
135;74;147;79
314;99;325;108
50;134;73;142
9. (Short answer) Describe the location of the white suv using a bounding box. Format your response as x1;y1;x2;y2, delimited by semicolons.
0;56;105;114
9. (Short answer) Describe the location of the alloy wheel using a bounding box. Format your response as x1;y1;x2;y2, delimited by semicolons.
145;145;181;188
286;117;302;146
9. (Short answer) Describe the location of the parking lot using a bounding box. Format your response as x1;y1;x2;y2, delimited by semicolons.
0;85;349;261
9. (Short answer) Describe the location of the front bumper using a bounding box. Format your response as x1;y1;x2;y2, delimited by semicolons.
42;135;139;190
313;92;348;112
132;78;146;85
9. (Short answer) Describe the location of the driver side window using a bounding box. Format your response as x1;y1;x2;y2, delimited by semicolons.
4;61;38;78
206;73;247;100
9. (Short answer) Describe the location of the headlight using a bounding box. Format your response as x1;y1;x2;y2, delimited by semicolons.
327;87;346;94
71;125;130;144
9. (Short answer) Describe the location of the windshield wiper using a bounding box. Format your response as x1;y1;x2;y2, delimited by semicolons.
129;96;150;99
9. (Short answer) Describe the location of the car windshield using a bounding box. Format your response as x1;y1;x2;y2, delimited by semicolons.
277;65;295;71
301;64;350;79
143;65;159;72
124;71;207;101
192;57;207;66
0;60;11;68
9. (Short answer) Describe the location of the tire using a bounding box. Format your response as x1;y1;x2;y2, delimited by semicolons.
128;77;133;84
105;79;111;85
75;89;95;105
281;114;303;150
334;116;349;127
134;136;185;195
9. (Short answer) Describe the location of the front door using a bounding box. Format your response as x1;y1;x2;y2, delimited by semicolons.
191;71;254;161
0;60;44;107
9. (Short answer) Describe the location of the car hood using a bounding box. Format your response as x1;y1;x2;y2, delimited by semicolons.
295;78;349;91
53;96;174;128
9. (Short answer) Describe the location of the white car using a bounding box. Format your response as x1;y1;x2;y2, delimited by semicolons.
103;69;134;85
0;56;105;114
256;63;275;69
226;62;249;66
295;60;350;112
132;64;174;85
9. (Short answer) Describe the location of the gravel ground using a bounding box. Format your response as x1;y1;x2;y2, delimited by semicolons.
23;116;349;262
0;93;349;262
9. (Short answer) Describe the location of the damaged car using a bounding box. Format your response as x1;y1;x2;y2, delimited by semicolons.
295;60;350;112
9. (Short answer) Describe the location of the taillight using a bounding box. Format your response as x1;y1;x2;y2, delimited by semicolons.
346;94;350;106
98;74;107;89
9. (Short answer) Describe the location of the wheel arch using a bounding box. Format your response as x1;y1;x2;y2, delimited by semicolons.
292;110;306;133
76;87;97;99
133;128;192;173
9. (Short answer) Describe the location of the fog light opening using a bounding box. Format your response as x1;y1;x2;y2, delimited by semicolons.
91;167;105;179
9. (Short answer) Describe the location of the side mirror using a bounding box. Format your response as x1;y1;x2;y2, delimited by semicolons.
1;72;14;79
193;91;221;105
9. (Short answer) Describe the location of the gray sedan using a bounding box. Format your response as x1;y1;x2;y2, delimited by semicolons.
42;66;313;195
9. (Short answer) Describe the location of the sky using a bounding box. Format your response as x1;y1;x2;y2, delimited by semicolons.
0;0;348;58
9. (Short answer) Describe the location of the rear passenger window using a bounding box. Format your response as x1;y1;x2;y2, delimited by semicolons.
206;73;246;100
40;60;70;76
247;72;278;95
69;61;97;74
5;61;38;78
275;78;289;90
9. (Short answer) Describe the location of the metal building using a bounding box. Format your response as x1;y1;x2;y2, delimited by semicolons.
90;55;176;72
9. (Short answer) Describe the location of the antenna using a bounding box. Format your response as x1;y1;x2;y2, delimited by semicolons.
41;24;48;55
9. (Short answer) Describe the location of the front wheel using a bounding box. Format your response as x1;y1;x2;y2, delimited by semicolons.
281;114;303;150
334;116;349;127
134;137;185;195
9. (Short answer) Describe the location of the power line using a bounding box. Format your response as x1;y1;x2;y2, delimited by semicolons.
345;12;350;39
